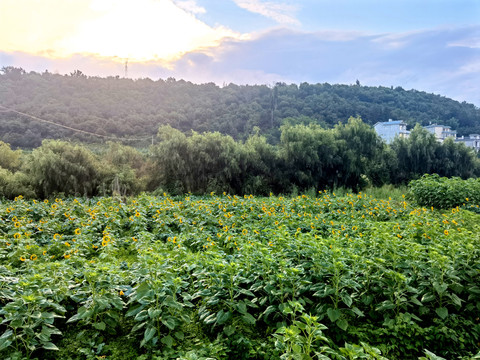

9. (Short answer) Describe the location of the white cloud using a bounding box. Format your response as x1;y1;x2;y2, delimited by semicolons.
173;0;206;14
448;37;480;48
232;0;300;25
0;0;241;61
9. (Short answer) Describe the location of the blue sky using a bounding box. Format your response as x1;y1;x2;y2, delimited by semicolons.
0;0;479;105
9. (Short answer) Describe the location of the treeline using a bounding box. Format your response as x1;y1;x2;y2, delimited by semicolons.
1;117;479;199
1;66;480;149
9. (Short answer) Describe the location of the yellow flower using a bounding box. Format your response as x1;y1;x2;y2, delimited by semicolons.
53;233;61;240
14;233;21;239
444;230;449;236
20;256;26;262
242;229;248;235
64;254;71;259
74;228;81;235
30;254;37;261
119;290;124;296
64;242;71;247
14;222;21;228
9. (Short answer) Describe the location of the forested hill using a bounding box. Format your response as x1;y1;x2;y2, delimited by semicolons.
1;67;479;148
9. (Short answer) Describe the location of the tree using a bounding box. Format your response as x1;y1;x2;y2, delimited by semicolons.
25;140;100;198
334;116;384;190
0;141;22;171
279;123;339;191
391;124;439;183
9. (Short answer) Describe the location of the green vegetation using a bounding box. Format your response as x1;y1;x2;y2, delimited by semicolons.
0;192;479;359
409;174;480;210
1;67;479;148
1;118;479;200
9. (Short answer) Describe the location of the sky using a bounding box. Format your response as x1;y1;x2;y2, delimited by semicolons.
0;0;479;105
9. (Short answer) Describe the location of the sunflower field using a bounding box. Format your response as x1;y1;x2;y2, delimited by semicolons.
0;192;479;360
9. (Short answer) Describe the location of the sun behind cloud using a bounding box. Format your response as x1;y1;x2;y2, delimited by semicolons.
0;0;243;62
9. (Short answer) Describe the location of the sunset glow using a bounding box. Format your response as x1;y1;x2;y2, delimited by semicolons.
0;0;243;61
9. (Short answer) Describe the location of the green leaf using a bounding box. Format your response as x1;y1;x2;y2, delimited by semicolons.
435;307;448;319
224;325;235;336
43;342;59;351
136;282;151;299
236;301;247;314
433;282;448;295
135;310;149;322
0;331;13;351
352;307;364;317
216;310;231;325
143;326;156;344
174;331;184;340
0;330;13;340
341;293;353;307
161;335;174;347
423;349;447;360
161;317;176;330
242;312;256;325
93;322;106;331
203;313;216;324
125;305;143;317
336;319;348;331
326;308;341;322
449;293;463;307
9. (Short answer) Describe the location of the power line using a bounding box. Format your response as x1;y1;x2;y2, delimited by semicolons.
0;104;152;142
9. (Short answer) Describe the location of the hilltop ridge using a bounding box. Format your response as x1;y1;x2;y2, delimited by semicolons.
1;67;479;148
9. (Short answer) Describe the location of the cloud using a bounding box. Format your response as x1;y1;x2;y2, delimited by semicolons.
173;0;206;14
0;0;241;61
168;26;480;105
232;0;300;25
2;26;479;106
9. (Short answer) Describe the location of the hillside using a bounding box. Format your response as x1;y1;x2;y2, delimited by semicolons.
1;67;479;148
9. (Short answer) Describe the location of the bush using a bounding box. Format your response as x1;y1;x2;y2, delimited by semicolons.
408;174;480;209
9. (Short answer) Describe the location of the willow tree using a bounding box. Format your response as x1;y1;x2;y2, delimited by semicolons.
334;116;384;190
279;123;339;191
26;140;100;198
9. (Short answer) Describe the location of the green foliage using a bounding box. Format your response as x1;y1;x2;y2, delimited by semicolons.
2;69;480;149
0;142;22;171
0;193;479;359
409;174;480;209
96;142;149;196
25;140;100;198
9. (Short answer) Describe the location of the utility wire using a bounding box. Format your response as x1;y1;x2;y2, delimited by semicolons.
0;104;152;142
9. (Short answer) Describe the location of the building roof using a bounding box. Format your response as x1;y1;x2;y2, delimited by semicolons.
424;124;451;129
373;120;406;127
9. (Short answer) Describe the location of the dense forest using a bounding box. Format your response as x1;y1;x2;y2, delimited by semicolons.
1;66;480;149
1;117;479;199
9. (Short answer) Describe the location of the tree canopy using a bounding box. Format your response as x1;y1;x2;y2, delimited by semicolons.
1;68;479;149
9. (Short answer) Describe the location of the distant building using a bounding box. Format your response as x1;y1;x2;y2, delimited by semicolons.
424;124;457;142
456;134;480;152
373;119;410;144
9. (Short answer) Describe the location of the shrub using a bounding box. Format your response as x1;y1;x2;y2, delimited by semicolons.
408;174;480;209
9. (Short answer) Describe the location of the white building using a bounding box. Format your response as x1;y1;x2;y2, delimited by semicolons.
373;119;410;144
424;124;457;142
455;134;480;152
